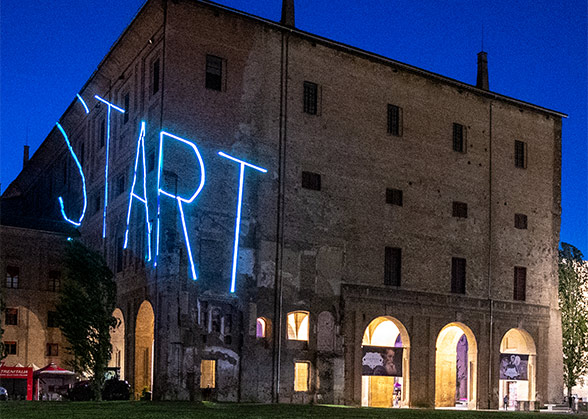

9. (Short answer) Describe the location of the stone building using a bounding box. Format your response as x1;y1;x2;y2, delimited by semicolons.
0;220;73;371
1;0;565;408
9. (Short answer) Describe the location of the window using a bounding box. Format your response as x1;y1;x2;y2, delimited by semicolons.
514;267;526;301
256;317;267;338
100;119;106;149
515;140;527;168
453;123;465;152
48;270;61;292
452;201;468;218
224;314;232;335
4;341;17;356
116;236;124;273
387;104;402;136
115;174;125;196
303;81;318;115
287;311;309;341
211;308;221;333
6;266;19;288
200;360;216;388
123;93;130;124
152;59;160;95
147;151;155;172
205;55;223;91
92;193;101;215
200;301;209;328
451;257;466;294
294;362;310;392
302;171;321;191
384;247;401;286
5;308;18;326
386;188;403;206
46;343;59;357
515;213;528;230
48;311;59;328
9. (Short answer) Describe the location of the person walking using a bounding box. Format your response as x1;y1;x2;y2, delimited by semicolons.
504;394;509;410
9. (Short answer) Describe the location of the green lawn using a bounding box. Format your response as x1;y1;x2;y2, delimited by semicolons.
0;401;572;419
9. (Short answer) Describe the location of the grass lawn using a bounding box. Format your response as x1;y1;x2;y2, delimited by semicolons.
0;401;570;419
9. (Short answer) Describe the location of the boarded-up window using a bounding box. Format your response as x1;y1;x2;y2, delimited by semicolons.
317;311;335;351
451;257;466;294
514;267;526;301
384;247;401;286
200;360;216;389
294;362;309;391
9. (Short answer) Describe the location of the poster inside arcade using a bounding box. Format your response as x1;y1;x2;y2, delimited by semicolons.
362;346;403;377
499;353;529;380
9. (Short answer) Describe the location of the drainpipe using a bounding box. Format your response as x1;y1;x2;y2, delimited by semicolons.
487;103;494;409
272;28;290;403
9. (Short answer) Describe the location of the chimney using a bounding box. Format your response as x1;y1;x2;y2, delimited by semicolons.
23;145;30;169
281;0;295;27
476;51;489;90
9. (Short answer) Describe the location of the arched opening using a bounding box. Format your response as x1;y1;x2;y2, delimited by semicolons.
134;301;154;399
435;322;478;409
109;308;125;380
499;328;536;410
361;316;410;408
287;311;309;341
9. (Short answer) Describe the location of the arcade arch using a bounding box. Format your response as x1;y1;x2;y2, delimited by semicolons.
109;308;125;380
499;328;536;409
361;316;410;408
134;301;154;398
435;322;478;409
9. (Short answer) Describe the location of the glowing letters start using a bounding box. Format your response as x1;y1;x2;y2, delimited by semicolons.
58;93;266;292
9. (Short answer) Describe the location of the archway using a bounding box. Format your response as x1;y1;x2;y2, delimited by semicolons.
361;316;410;408
499;328;536;410
134;301;154;398
435;322;478;409
109;308;125;380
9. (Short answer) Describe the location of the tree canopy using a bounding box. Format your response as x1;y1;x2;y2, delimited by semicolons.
558;242;588;400
56;240;117;399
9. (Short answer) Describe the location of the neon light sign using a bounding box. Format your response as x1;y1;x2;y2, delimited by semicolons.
156;131;206;280
56;92;267;292
123;121;152;261
76;93;90;114
218;152;267;293
55;122;87;227
94;95;125;238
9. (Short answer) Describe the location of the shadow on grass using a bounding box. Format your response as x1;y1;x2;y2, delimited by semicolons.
0;401;568;419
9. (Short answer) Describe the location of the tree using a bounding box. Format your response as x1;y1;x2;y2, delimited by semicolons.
558;242;588;404
56;240;117;400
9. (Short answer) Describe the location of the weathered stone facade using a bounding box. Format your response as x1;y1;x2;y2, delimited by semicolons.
0;225;72;370
2;0;564;408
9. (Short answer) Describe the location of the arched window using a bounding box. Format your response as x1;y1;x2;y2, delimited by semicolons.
287;311;309;341
256;317;266;338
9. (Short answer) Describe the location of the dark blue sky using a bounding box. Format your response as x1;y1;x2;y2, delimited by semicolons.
1;0;586;253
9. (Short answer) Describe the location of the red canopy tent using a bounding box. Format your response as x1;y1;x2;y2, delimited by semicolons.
33;363;77;400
